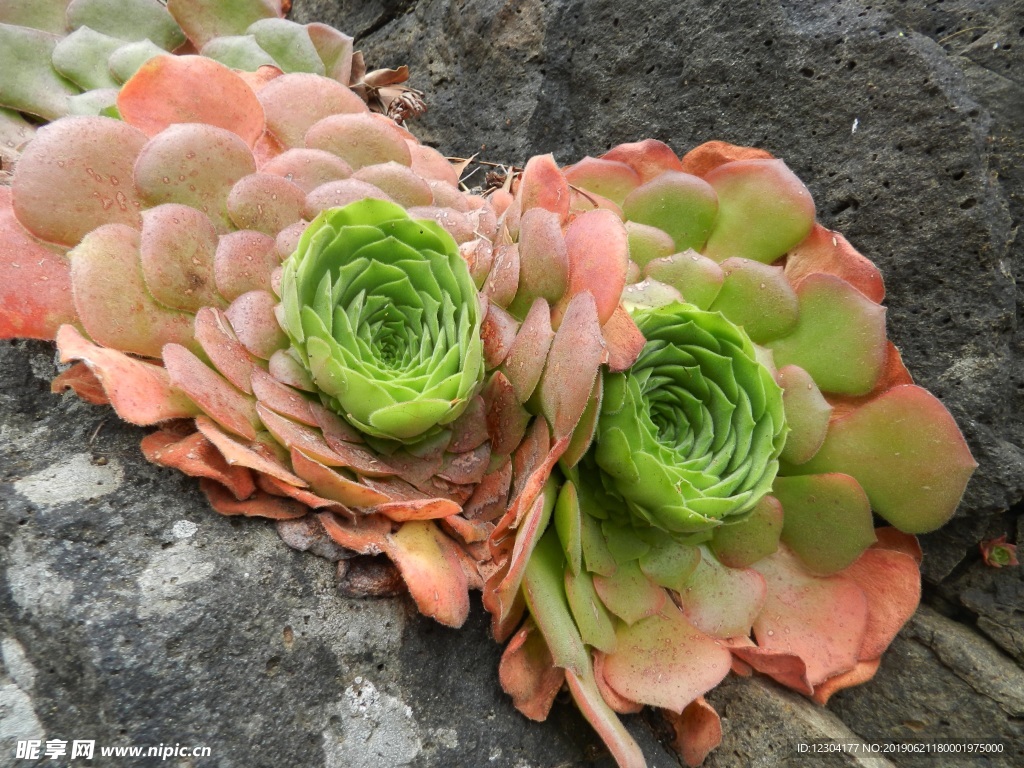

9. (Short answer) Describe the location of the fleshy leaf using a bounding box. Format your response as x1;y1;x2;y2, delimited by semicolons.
622;171;718;253
166;0;279;49
258;72;366;148
750;547;868;687
767;273;886;396
12;116;146;246
643;250;724;311
708;257;799;343
601;603;733;712
134;123;257;232
499;620;565;721
56;325;199;425
709;495;783;569
776;364;832;465
793;385;977;533
0;188;77;340
69;224;196;358
556;208;629;326
702;159;815;264
774;473;877;575
118;55;265;147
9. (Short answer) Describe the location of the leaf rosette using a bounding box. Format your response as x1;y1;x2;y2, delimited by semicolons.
280;200;484;445
593;303;786;535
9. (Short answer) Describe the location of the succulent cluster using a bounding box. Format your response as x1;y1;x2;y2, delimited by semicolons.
0;9;980;768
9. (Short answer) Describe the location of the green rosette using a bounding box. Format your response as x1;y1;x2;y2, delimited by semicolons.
279;199;485;444
592;302;788;534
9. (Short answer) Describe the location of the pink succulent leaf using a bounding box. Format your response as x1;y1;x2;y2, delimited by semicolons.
226;172;307;236
664;696;724;768
258;72;367;148
117;55;265;146
517;153;570;220
134;123;257;232
141;429;256;501
980;535;1019;568
250;367;315;425
842;544;922;660
70;224;199;358
702;158;816;264
498;619;566;721
224;289;287;359
792;384;978;533
164;342;260;440
12;116;146;246
351;162;434;208
642;250;724;310
679;548;767;639
565;667;647;768
785;223;886;302
556;208;629;327
600;602;733;713
483;371;532;457
678;139;774;178
56;324;199;425
261;147;353;193
256;472;352;515
708;257;799;344
304;113;412;170
592;652;643;714
370;498;462;522
288;449;390;507
384;520;471;628
766;272;887;396
728;640;813;695
481;243;520;309
601;139;685;183
503;298;555;402
809;658;882;706
51;361;109;406
193;307;261;395
165;0;281;50
512;208;569;315
407;142;460;187
202;477;306;520
773;473;877;575
194;416;305;487
0;188;78;340
212;229;280;302
140;203;224;312
750;547;868;688
540;291;608;440
563;156;642;207
600;305;645;373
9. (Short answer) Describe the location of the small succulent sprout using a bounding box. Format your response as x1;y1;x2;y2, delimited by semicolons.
0;52;498;630
980;535;1018;568
279;199;485;444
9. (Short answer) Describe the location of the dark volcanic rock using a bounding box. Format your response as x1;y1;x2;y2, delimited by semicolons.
3;0;1023;767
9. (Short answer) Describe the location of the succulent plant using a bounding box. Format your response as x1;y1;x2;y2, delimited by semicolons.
980;535;1018;568
0;0;423;137
0;17;981;766
483;139;977;767
0;53;498;628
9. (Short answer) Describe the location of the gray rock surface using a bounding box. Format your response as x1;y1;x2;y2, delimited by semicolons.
3;0;1023;766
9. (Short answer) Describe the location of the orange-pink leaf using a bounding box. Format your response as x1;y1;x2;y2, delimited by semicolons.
56;325;198;425
118;55;265;147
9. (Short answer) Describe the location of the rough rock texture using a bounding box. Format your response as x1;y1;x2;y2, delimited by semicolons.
3;0;1023;766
